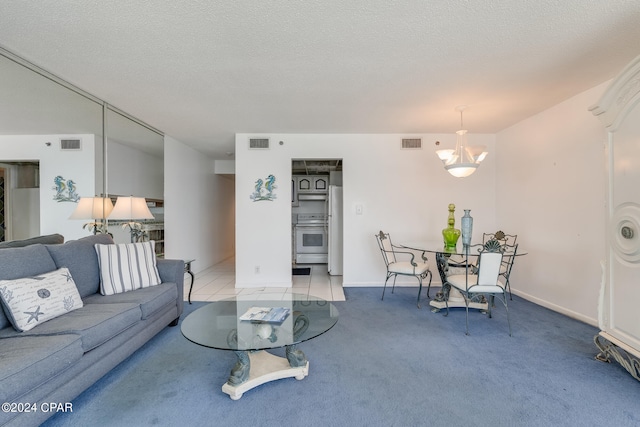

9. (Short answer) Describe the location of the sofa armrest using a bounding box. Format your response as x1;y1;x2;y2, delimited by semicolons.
156;258;185;317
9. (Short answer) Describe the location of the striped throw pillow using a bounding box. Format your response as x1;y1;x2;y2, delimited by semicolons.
95;241;161;295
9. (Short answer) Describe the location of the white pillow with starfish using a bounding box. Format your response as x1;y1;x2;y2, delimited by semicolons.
0;267;83;332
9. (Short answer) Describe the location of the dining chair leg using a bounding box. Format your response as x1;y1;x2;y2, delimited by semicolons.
381;273;392;300
425;270;432;298
504;256;515;300
416;276;423;309
503;295;512;336
464;298;470;336
494;293;512;336
487;296;494;318
506;277;513;300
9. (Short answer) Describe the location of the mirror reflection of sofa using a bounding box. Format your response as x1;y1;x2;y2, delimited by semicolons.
0;234;184;427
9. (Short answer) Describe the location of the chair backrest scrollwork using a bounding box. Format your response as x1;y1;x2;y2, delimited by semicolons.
376;231;396;265
483;230;517;247
483;238;503;253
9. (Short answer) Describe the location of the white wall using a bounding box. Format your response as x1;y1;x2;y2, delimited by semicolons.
0;134;96;241
10;188;38;239
496;82;609;325
235;133;497;288
214;159;235;174
164;135;235;273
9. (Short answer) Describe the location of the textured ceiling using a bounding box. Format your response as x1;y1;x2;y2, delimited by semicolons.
1;1;640;159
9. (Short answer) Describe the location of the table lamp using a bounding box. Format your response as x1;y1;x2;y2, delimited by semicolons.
108;196;154;242
68;196;114;234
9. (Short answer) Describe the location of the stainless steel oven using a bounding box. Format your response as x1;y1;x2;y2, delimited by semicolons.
294;214;328;264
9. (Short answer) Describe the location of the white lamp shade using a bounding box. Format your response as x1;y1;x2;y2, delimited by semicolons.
474;151;488;162
109;196;154;220
436;149;456;162
445;163;478;178
467;145;488;163
69;197;114;220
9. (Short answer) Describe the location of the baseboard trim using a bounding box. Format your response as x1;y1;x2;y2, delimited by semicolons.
511;289;597;327
342;282;598;327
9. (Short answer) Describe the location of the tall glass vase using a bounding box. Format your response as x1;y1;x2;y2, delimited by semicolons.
442;203;460;252
461;209;473;248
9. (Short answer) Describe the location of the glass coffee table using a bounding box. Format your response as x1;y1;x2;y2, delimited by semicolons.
181;293;339;400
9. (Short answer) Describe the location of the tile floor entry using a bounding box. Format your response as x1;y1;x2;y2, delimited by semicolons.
184;257;346;302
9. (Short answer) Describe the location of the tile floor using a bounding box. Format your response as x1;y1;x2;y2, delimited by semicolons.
184;257;346;302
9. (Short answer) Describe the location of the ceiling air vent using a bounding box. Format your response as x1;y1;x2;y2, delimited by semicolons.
60;138;82;150
249;138;270;149
401;138;422;149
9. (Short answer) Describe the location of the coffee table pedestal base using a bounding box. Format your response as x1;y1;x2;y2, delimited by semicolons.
222;350;309;400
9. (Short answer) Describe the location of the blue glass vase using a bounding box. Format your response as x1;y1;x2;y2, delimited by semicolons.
461;209;473;248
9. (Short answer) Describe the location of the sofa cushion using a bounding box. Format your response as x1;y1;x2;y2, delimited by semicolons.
0;302;141;352
94;241;161;295
46;234;114;298
0;267;84;332
83;282;178;320
0;245;57;330
0;334;83;403
0;233;64;249
0;245;57;281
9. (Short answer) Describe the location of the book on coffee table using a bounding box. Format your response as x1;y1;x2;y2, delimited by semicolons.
239;306;291;323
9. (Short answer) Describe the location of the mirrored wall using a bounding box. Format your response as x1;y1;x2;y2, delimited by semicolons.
0;47;164;243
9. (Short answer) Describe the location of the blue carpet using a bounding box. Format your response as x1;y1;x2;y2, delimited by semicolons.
42;288;640;427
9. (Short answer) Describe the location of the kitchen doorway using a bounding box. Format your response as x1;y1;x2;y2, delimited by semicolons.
291;159;343;277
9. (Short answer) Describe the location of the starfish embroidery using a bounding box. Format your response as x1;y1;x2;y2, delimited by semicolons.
24;306;44;323
62;271;73;282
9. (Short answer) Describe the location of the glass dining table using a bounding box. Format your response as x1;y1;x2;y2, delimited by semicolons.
398;242;525;313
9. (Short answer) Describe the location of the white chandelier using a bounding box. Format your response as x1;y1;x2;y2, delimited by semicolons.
436;106;488;178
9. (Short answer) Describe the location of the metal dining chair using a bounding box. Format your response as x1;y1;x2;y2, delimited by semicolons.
483;231;518;299
375;231;432;308
444;239;511;336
